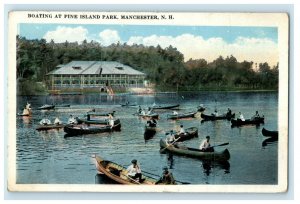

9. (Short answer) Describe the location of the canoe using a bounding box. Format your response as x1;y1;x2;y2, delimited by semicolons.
152;104;180;110
54;104;71;108
231;117;264;127
94;155;158;185
201;113;235;121
262;137;278;147
36;124;64;131
64;122;121;136
173;127;198;142
86;111;115;117
262;128;278;138
37;104;55;110
77;118;120;125
138;113;159;119
159;139;230;161
167;112;196;120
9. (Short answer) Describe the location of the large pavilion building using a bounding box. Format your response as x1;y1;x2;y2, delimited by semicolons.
46;61;146;92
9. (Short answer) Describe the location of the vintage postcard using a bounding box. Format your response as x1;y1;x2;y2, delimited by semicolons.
7;11;289;192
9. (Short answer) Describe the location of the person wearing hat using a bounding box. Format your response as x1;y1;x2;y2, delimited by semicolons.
199;136;214;152
68;114;77;124
165;130;176;144
178;125;186;135
251;111;260;120
126;159;145;183
155;167;175;184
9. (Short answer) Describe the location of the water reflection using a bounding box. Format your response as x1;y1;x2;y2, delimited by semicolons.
144;129;156;141
95;174;119;184
201;160;230;176
167;153;174;169
262;137;278;147
16;92;278;184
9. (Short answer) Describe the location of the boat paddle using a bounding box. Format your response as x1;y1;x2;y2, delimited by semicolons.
211;142;229;148
159;136;181;153
187;142;229;152
141;170;190;184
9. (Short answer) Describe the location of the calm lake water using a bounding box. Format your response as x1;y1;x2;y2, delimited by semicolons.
16;91;278;185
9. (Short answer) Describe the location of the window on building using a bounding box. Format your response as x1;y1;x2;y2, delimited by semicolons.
63;80;70;84
55;80;61;84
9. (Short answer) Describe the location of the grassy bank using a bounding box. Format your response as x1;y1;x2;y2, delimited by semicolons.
17;79;48;95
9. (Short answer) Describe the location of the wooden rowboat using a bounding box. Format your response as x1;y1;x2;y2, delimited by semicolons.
152;104;180;110
201;113;235;121
36;124;65;131
173;127;198;142
167;112;196;120
231;117;264;127
94;155;158;185
64;121;121;136
159;139;230;161
262;128;278;138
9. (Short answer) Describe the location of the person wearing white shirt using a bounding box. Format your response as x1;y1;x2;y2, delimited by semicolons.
54;117;62;125
238;112;245;121
68;115;77;124
199;136;214;152
126;159;145;183
173;111;178;115
165;130;175;144
108;114;114;128
40;118;51;125
179;125;185;134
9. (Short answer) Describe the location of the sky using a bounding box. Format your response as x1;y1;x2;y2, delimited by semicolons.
18;24;278;67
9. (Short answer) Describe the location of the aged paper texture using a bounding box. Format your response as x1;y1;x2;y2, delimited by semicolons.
7;11;288;192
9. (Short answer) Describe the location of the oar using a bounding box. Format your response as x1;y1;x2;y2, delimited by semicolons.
123;174;141;184
211;142;229;148
141;170;190;184
159;136;181;153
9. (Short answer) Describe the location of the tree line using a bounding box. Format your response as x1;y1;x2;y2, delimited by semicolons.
17;36;279;92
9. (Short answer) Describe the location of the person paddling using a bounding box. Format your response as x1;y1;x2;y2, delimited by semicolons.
155;166;175;185
126;159;145;183
108;114;114;129
54;117;62;125
178;125;186;135
165;130;176;144
199;136;214;152
238;112;245;121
